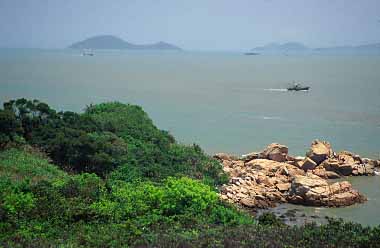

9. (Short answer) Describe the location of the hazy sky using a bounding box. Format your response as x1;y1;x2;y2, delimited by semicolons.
1;0;380;50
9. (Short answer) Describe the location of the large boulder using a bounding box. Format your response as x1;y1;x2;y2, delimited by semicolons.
240;198;256;208
245;159;284;172
318;153;367;176
360;163;375;175
260;143;289;162
312;167;340;179
241;152;260;162
213;153;232;161
319;158;340;171
337;153;356;165
300;157;318;171
245;159;305;177
306;140;332;165
362;158;379;168
276;182;291;192
337;164;354;176
328;181;366;207
372;160;379;167
319;159;354;176
288;175;365;207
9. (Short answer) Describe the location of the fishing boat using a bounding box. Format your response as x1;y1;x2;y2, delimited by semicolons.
82;49;94;56
287;82;310;91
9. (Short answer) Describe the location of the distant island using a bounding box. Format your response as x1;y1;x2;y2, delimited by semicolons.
314;43;380;54
253;42;309;52
251;42;380;54
68;35;182;51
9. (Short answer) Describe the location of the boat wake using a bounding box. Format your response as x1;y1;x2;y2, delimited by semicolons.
263;88;288;92
260;116;282;120
237;112;284;121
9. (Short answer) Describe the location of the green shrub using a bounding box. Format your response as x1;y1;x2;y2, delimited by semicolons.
0;109;23;149
258;212;286;227
109;143;228;186
91;177;249;228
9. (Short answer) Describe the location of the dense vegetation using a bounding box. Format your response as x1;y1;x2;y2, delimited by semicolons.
0;99;226;185
1;99;380;247
0;148;250;247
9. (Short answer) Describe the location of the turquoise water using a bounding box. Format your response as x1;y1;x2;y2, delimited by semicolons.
1;49;380;225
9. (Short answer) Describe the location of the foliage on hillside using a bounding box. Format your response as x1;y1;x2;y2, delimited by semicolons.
0;99;227;185
0;149;249;247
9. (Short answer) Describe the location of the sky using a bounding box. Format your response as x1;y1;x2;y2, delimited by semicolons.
0;0;380;50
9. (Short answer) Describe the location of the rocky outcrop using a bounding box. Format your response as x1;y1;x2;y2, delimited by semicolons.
318;151;375;176
240;140;377;177
216;141;374;209
288;174;365;207
241;143;290;162
217;156;365;209
364;158;379;168
219;158;304;208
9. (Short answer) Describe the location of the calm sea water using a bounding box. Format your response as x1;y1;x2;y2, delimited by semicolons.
1;49;380;225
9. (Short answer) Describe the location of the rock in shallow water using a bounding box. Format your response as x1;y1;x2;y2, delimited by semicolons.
288;175;366;207
318;153;375;176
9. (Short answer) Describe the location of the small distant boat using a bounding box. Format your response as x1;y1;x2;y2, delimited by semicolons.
244;52;260;55
82;49;94;56
287;82;310;91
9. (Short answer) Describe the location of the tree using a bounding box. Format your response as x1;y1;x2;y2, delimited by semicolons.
0;110;22;148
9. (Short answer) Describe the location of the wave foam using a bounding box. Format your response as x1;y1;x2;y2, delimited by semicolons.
260;116;282;120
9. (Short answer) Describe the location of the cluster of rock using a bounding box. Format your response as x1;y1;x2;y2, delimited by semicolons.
215;140;379;209
297;140;378;177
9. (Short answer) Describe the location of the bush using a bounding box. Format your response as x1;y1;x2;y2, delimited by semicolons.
258;212;285;227
0;109;23;148
91;177;248;227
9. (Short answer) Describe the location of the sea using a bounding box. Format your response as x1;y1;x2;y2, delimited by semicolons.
1;48;379;226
